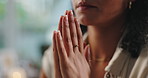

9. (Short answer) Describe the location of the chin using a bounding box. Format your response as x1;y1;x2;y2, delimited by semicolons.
77;16;95;26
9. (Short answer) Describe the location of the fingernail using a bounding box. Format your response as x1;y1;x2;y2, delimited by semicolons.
53;30;56;33
57;30;62;40
70;10;73;16
65;15;68;21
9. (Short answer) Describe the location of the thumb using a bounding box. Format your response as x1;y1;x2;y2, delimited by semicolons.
84;45;91;65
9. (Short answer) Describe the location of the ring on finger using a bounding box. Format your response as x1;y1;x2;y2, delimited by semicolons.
73;45;79;48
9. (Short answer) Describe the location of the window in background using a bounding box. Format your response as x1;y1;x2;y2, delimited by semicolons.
0;0;71;78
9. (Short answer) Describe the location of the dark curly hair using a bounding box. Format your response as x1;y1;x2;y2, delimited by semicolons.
121;0;148;58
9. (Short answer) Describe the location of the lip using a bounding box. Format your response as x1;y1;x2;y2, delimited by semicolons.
76;2;97;10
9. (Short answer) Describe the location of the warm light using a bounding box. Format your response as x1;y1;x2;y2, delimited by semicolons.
13;72;22;78
8;68;26;78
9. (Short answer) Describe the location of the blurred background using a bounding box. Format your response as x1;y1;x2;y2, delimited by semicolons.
0;0;72;78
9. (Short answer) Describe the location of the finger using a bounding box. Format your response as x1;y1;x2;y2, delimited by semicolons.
68;10;79;52
62;15;73;56
56;30;68;61
65;10;68;15
53;31;62;78
58;16;64;37
75;18;83;53
84;45;91;65
58;10;68;37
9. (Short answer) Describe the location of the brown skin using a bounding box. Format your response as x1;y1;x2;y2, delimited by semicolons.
53;12;90;78
72;0;129;26
72;0;134;78
40;11;90;78
41;0;135;78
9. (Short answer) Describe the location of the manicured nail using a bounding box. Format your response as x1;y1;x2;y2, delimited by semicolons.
57;30;62;40
70;10;73;16
65;15;68;21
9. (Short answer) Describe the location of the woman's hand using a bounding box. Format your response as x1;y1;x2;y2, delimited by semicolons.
53;10;91;78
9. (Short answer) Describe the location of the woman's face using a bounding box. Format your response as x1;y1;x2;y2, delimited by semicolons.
72;0;130;26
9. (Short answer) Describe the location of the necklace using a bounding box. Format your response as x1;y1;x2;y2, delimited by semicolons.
89;57;112;62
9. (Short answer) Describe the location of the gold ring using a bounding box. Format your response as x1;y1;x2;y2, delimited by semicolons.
73;45;78;48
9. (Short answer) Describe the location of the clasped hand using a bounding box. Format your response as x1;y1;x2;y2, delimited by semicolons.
53;10;91;78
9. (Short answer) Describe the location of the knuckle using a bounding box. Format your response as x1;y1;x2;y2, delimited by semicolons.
66;37;71;43
71;32;77;39
65;24;69;28
69;20;75;23
64;21;69;26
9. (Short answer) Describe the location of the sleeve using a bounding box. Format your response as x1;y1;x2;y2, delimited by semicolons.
42;46;55;78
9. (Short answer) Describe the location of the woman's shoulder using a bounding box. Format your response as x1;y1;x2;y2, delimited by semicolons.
129;43;148;78
42;45;54;63
42;46;54;78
